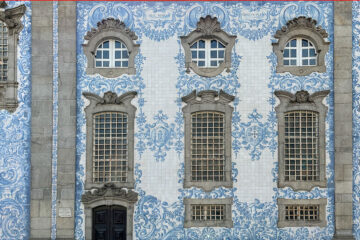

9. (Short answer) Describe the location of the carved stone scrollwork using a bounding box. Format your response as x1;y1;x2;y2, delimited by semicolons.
83;91;137;106
195;15;222;36
81;183;138;204
272;16;330;76
0;3;26;35
84;18;138;42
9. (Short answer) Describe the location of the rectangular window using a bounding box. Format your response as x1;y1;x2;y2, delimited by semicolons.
184;198;233;228
93;112;128;183
277;198;326;227
284;110;319;181
285;204;319;221
191;204;224;221
0;21;8;81
191;111;224;182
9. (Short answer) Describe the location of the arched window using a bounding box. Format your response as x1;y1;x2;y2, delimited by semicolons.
190;39;225;68
181;15;236;77
272;17;329;76
283;38;317;67
95;40;129;68
0;21;8;81
83;18;139;78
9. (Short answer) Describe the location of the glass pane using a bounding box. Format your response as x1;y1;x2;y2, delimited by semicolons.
103;61;109;67
291;49;296;57
198;61;205;67
96;61;102;67
291;39;296;47
115;51;121;59
310;49;316;57
310;59;316;65
302;39;308;47
218;51;224;58
192;51;197;58
122;50;128;58
115;61;121;67
123;61;128;67
218;42;225;48
96;51;102;58
302;59;308;66
190;42;197;48
291;60;296;65
211;40;217;48
103;41;109;48
103;51;109;59
211;51;217;58
284;49;289;58
302;49;308;57
211;61;217;66
115;41;121;48
199;40;205;48
199;51;205;59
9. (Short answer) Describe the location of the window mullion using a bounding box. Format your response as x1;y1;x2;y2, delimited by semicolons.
297;38;302;66
206;40;210;67
109;40;114;68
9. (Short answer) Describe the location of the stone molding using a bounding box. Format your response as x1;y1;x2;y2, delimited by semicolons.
83;91;137;190
0;3;25;112
277;198;327;228
82;18;140;78
272;16;330;76
183;198;233;228
182;90;234;192
275;90;329;191
180;15;236;77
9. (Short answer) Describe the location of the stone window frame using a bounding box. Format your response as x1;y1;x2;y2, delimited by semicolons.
82;183;138;240
182;90;234;192
83;91;137;190
183;198;233;228
277;198;327;228
275;90;329;191
180;15;236;78
272;16;330;76
82;18;140;78
0;2;26;112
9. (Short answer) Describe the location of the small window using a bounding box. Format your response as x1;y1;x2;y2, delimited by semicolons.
278;198;327;227
182;90;234;191
83;91;137;190
272;16;329;76
275;90;329;191
93;112;128;183
283;38;317;66
83;18;139;78
0;21;8;81
180;15;236;77
190;40;225;68
184;198;233;228
95;40;129;68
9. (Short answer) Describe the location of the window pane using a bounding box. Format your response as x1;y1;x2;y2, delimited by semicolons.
103;51;109;59
190;42;197;48
218;51;224;58
302;39;308;47
192;51;197;58
211;51;217;58
103;41;109;48
115;51;121;59
302;49;308;57
211;40;217;48
291;49;296;57
199;51;205;59
284;49;289;58
95;51;102;59
310;49;316;57
198;61;205;67
199;40;205;48
115;61;121;67
302;59;308;66
310;59;316;65
291;39;296;47
211;61;217;66
103;61;109;67
123;61;128;67
115;41;121;48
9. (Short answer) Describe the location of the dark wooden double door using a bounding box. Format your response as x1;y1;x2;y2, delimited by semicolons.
93;205;127;240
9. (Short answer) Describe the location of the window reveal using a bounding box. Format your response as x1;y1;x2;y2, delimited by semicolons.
0;21;8;81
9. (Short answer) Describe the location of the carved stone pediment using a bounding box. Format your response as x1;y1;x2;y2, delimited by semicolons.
182;90;235;105
0;4;26;35
195;15;221;36
83;91;137;106
274;16;328;40
274;89;330;105
82;183;138;204
84;17;138;42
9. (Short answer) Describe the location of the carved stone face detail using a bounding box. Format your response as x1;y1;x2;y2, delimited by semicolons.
103;91;117;104
295;90;310;103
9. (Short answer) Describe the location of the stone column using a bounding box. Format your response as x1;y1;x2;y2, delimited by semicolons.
30;2;53;239
334;2;354;239
56;1;77;239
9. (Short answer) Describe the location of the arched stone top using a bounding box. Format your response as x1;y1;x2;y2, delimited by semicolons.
180;15;236;78
82;18;140;78
272;16;330;76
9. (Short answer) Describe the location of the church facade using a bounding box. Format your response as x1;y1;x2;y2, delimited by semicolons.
0;1;358;239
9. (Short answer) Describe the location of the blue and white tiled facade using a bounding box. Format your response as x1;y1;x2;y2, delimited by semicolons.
2;1;360;239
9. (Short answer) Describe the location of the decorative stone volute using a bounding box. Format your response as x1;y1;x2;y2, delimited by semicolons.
182;90;235;105
195;15;222;36
81;183;138;204
274;90;330;105
274;16;328;40
83;91;137;106
0;3;26;35
84;17;138;42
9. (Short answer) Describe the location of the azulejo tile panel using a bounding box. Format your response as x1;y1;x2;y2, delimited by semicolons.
75;2;334;239
0;1;31;239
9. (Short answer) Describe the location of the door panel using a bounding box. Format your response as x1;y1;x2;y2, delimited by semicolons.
93;205;127;240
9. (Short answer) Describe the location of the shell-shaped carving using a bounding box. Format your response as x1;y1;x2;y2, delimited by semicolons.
196;15;221;35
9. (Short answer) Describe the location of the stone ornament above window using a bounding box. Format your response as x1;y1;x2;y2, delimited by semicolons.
0;2;26;113
274;89;330;191
272;16;330;76
83;18;140;78
180;15;236;78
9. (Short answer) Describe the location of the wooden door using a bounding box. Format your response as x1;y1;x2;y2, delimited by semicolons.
93;205;127;240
